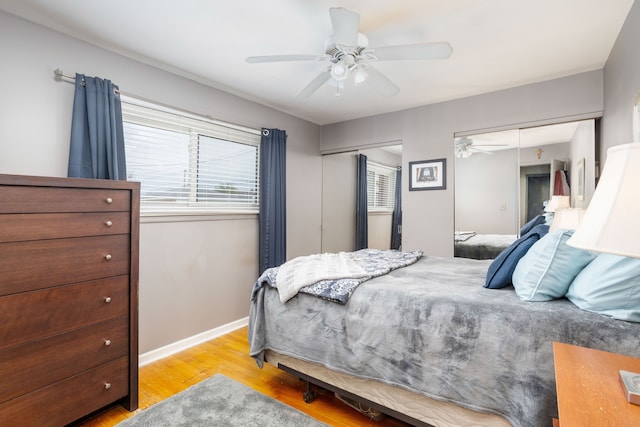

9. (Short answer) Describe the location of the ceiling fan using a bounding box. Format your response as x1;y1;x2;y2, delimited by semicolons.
455;137;509;158
245;7;452;98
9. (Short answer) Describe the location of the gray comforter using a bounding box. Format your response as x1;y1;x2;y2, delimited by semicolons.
248;256;640;427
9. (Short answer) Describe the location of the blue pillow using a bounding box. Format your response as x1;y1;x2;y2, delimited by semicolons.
566;254;640;322
484;224;549;289
512;229;596;301
519;214;546;236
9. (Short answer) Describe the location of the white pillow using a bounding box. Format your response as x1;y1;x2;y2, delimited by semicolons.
512;229;596;301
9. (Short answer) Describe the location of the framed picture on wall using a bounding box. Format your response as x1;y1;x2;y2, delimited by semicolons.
409;158;446;191
577;157;585;201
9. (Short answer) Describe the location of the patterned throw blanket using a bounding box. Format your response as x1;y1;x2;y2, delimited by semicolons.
252;249;423;304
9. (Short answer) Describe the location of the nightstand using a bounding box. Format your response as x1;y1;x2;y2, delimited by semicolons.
553;342;640;426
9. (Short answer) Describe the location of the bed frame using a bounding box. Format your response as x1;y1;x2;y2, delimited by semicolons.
266;350;511;427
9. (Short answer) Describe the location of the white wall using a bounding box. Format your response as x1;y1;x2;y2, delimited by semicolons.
0;11;322;353
321;71;604;256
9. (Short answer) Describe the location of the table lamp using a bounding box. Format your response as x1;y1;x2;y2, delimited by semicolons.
567;142;640;405
549;208;585;231
545;195;570;213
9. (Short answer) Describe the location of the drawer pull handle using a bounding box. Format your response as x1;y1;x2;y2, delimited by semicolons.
104;339;112;346
105;254;112;261
106;197;113;204
104;297;112;304
106;220;113;227
104;383;112;390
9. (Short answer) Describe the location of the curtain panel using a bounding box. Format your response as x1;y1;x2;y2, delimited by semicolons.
259;128;287;274
391;167;402;250
356;154;368;250
68;73;127;180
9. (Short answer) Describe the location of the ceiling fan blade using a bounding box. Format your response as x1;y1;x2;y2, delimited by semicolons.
363;65;400;97
297;69;332;98
372;42;453;61
329;7;360;47
245;54;329;63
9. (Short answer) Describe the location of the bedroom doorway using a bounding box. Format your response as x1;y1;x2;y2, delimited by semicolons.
523;170;550;222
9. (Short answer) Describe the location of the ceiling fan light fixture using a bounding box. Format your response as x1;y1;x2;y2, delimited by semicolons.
331;55;355;81
330;58;350;81
354;67;368;85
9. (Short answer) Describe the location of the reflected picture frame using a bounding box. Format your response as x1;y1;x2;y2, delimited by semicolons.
577;157;585;201
409;158;446;191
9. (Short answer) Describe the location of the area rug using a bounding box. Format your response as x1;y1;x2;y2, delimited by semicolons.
115;374;329;426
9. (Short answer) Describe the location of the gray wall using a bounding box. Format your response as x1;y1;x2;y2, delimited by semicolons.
603;0;640;160
0;11;322;353
1;0;638;355
455;148;519;235
321;71;604;256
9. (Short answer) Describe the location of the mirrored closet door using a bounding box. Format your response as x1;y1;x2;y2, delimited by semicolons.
454;119;596;259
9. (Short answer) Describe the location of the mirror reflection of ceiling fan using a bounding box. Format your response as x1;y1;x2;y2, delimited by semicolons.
245;7;452;97
455;137;509;158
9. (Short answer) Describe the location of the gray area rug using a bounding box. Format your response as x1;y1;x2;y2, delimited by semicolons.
115;374;329;426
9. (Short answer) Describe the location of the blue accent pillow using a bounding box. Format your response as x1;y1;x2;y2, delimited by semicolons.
519;214;546;236
512;229;597;301
566;254;640;322
484;224;549;289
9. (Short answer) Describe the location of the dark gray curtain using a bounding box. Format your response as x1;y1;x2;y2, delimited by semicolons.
391;167;402;250
356;154;368;250
68;73;126;180
259;128;287;274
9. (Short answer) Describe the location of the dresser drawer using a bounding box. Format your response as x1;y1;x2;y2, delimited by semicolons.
0;234;130;296
0;316;128;403
0;212;130;243
0;357;129;427
0;186;131;213
0;276;129;349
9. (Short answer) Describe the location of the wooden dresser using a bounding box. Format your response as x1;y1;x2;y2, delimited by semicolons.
0;174;140;426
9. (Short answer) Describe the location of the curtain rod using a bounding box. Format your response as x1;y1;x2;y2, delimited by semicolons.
53;68;261;136
54;68;121;94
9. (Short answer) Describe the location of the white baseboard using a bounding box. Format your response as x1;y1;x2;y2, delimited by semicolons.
139;317;249;366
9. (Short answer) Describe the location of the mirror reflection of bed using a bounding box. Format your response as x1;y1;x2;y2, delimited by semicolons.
454;119;597;260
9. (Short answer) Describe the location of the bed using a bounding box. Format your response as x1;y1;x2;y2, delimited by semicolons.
454;232;517;259
248;249;640;427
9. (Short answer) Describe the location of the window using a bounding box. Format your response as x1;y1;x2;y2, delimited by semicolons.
121;100;260;215
367;161;397;211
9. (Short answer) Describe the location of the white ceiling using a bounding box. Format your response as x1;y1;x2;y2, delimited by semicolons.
0;0;634;125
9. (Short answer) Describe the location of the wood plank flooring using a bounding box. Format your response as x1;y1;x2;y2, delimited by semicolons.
74;326;410;427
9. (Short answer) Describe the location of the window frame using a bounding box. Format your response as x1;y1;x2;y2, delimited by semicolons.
121;97;261;217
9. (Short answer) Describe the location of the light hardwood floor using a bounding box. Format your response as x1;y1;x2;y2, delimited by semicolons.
74;326;410;427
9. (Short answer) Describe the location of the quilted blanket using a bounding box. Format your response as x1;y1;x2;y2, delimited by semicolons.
253;249;423;304
248;255;640;427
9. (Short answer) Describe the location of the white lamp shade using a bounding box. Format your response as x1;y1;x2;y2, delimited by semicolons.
567;143;640;258
545;195;570;212
550;208;585;231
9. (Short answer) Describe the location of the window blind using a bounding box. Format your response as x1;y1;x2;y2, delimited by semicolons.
367;161;397;211
122;102;260;214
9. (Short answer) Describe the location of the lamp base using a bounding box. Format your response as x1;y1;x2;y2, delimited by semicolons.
619;370;640;405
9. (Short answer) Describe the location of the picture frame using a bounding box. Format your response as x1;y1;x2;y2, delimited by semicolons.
577;157;585;201
409;158;446;191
